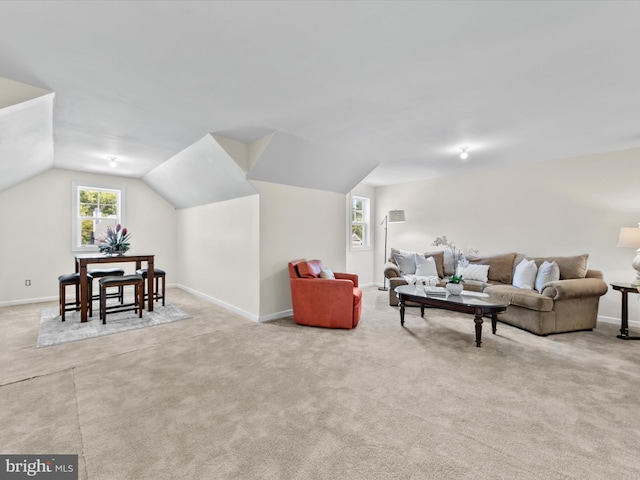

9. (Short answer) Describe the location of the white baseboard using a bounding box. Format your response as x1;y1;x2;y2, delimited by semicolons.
597;314;640;329
0;296;57;307
259;309;293;323
174;284;292;323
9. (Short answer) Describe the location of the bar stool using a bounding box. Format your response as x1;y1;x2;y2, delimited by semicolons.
99;274;144;324
58;273;93;321
135;268;166;306
89;268;125;302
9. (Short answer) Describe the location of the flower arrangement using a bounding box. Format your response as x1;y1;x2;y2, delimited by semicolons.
432;235;478;284
98;224;131;255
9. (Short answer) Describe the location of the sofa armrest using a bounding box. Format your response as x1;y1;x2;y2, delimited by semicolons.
384;262;401;279
335;272;358;287
540;278;608;300
586;269;604;280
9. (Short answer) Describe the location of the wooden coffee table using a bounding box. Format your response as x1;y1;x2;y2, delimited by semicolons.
394;285;509;347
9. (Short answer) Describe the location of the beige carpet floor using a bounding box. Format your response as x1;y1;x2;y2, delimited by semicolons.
1;286;640;479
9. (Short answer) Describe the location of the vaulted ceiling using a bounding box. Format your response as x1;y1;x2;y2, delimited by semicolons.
1;1;639;208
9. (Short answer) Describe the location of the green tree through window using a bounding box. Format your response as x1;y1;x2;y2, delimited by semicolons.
78;187;120;246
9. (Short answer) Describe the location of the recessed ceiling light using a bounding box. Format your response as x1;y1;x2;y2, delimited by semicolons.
108;156;117;168
459;146;469;160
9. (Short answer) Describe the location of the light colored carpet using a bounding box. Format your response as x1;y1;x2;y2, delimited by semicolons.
1;286;640;480
37;303;191;347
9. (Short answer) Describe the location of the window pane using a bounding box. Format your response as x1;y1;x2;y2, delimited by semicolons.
100;192;117;205
79;203;97;216
80;220;95;245
100;204;117;217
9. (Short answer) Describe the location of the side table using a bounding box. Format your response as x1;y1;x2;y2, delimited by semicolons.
610;283;640;340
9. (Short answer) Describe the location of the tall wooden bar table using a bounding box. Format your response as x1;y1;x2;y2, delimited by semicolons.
75;253;155;323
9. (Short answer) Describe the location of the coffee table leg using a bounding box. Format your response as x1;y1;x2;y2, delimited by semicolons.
474;308;483;347
399;298;405;327
492;314;498;334
420;305;425;318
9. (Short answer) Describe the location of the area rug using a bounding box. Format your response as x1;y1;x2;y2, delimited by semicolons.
37;303;191;348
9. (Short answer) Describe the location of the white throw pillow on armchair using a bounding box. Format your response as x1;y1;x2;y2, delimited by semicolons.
512;259;538;289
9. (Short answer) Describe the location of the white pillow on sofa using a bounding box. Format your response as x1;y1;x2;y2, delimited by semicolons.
535;260;560;292
415;254;438;277
459;264;489;282
512;259;538;289
393;250;417;275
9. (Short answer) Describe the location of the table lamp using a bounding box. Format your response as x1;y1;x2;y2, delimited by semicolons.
617;224;640;285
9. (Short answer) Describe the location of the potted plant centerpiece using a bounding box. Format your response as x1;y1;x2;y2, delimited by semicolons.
98;224;131;256
432;235;477;295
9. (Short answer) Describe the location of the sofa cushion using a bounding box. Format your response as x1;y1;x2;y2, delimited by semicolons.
484;284;554;312
415;254;438;277
513;258;538;289
422;250;445;278
533;254;589;279
297;260;323;278
535;261;560;292
393;250;417;274
459;264;489;282
469;253;517;284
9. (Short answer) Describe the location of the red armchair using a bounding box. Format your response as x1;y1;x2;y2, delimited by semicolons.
288;259;362;329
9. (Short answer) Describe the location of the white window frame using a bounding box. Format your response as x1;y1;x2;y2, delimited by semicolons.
350;195;371;251
71;180;126;253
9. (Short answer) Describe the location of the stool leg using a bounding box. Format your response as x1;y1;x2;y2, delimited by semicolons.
161;276;165;306
138;283;143;318
60;282;65;321
88;280;93;318
101;285;106;324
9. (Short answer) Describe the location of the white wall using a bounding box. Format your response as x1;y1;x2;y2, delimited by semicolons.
253;181;347;318
346;183;376;286
176;194;260;319
0;168;177;305
375;147;640;322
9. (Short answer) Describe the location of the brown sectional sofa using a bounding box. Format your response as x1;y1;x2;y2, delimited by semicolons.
384;249;608;336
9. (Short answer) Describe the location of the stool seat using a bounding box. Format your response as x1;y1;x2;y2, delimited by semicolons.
89;268;125;301
89;268;125;277
136;268;166;276
58;273;87;283
99;274;143;286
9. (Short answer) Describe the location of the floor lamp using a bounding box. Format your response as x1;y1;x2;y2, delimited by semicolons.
379;209;405;291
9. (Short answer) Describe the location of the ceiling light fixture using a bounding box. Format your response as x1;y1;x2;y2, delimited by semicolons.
459;146;469;160
108;156;117;168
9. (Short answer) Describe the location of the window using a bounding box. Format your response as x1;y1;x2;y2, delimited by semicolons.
72;181;125;252
351;195;370;249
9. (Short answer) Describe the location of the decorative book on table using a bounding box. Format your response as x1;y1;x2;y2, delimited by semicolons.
423;286;447;296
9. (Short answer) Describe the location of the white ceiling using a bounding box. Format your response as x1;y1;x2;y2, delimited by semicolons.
1;1;639;202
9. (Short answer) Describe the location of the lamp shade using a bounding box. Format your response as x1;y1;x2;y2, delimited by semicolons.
388;210;405;223
617;227;640;248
